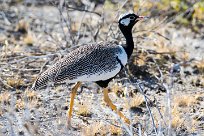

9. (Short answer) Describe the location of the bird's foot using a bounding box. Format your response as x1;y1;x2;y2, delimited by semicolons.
66;118;72;129
123;117;130;124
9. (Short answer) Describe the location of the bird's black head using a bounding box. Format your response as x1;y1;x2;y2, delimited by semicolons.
118;12;144;30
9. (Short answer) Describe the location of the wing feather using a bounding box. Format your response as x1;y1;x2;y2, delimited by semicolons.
32;41;126;90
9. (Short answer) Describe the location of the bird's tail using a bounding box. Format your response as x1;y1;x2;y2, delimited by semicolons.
31;72;50;90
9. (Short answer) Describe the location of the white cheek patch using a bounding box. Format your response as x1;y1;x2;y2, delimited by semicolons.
120;18;130;26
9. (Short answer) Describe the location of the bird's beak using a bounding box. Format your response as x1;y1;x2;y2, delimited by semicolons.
139;16;145;19
138;16;145;20
135;16;149;22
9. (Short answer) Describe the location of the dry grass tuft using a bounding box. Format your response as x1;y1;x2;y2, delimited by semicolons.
0;91;11;104
82;122;107;136
15;19;28;35
135;52;147;66
181;51;190;62
191;76;204;87
23;33;35;45
109;125;122;135
125;93;144;109
82;122;122;136
155;41;177;54
195;59;204;74
174;94;197;107
171;106;184;129
153;92;201;133
25;90;38;101
6;78;25;88
152;106;184;130
76;102;92;117
15;99;25;110
24;90;40;109
112;83;124;97
195;92;204;101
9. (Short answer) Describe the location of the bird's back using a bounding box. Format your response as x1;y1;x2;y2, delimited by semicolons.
32;41;127;90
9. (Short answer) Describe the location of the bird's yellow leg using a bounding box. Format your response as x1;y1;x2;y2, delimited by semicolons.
103;88;130;124
67;82;82;127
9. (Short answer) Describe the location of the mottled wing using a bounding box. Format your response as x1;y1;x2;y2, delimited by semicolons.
32;41;125;90
54;42;123;82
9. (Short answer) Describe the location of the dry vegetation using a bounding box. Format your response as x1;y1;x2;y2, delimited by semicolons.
0;0;204;135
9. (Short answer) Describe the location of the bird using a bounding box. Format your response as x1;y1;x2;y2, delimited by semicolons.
31;12;144;127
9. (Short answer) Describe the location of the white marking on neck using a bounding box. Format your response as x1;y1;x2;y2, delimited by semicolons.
117;45;128;66
120;18;130;26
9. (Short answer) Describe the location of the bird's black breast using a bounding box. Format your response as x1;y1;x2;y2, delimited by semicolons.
95;78;113;88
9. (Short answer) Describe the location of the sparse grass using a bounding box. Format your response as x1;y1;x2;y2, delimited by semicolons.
174;94;197;107
6;78;25;88
0;0;203;135
152;40;177;64
15;99;25;110
135;52;147;66
125;93;144;109
15;19;28;35
76;102;92;117
111;83;124;97
191;75;204;87
81;122;107;136
152;92;201;134
156;43;177;55
25;90;38;101
171;104;199;133
0;91;11;104
195;92;204;102
82;122;122;136
195;59;204;74
171;105;184;129
181;51;190;62
109;125;122;135
23;33;35;45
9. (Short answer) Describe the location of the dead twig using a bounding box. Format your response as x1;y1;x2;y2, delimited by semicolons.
75;6;87;44
123;68;158;135
105;0;129;40
136;82;158;135
65;5;101;17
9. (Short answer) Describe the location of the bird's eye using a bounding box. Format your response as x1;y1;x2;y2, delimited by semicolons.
129;16;135;20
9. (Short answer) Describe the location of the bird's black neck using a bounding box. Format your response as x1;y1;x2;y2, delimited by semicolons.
120;28;134;59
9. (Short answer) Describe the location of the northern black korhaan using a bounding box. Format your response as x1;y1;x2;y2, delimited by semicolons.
32;12;144;126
